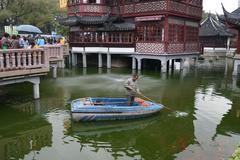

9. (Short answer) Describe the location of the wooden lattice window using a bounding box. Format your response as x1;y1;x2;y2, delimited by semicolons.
136;22;164;42
122;32;129;42
169;24;184;43
186;26;198;42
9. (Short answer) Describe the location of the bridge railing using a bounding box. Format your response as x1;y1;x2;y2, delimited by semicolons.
0;49;48;69
62;44;69;56
0;48;49;78
0;45;69;79
43;45;64;62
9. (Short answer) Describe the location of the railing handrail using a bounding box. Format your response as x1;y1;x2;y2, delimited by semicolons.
0;48;44;52
67;0;202;18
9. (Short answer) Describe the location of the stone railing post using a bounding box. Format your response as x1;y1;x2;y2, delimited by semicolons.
17;51;21;69
59;45;64;60
37;51;42;66
11;52;16;68
33;51;37;67
28;51;32;67
22;52;27;68
5;53;10;69
0;52;4;70
43;47;50;68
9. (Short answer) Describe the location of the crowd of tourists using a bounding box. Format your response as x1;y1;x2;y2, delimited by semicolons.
0;33;66;50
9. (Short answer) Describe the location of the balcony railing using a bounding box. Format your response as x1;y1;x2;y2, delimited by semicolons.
68;4;110;16
67;0;202;19
136;42;199;54
117;0;202;19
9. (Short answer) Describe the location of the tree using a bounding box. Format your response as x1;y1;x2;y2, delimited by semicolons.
0;0;67;35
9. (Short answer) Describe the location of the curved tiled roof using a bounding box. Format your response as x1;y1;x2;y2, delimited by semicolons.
222;4;240;26
59;15;109;26
97;22;135;31
200;14;233;37
58;16;79;26
58;15;135;31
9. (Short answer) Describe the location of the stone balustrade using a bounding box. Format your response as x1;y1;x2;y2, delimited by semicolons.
0;44;69;99
0;48;49;78
43;45;64;62
62;44;69;56
0;44;69;79
0;49;45;70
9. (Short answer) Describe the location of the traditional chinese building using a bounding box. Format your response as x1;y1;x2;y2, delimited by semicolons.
221;2;240;75
60;0;203;72
200;14;234;50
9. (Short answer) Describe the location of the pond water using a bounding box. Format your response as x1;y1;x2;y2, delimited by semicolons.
0;60;240;160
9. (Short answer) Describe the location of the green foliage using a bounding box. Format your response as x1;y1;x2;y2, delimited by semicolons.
229;147;240;160
0;0;68;35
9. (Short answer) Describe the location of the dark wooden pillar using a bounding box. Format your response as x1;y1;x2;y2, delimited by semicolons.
106;32;108;43
237;30;240;54
119;32;122;43
183;21;186;51
164;15;169;52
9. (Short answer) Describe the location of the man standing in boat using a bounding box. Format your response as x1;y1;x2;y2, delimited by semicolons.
124;74;140;106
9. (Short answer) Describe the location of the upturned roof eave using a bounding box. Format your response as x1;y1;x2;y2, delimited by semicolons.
200;14;232;37
222;3;240;27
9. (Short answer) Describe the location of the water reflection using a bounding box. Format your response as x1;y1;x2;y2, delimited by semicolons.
175;85;240;160
232;76;240;92
216;96;240;135
0;104;52;160
66;114;194;160
0;59;240;160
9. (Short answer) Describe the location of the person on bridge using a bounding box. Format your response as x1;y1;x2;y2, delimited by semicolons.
36;36;45;46
124;74;141;106
10;35;20;49
1;33;10;49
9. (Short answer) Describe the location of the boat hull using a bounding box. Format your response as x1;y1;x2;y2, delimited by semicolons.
71;97;163;122
72;110;160;122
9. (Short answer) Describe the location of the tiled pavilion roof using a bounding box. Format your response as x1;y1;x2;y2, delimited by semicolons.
58;15;135;31
200;14;233;37
222;4;240;27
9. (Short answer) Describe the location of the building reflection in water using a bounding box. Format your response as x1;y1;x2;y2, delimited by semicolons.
63;70;197;160
175;83;240;160
1;62;240;160
66;114;195;160
0;100;52;160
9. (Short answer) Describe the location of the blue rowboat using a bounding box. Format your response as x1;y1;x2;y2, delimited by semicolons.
71;97;164;122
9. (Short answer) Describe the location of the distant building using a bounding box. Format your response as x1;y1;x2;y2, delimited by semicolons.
59;0;203;72
221;2;240;75
200;14;234;50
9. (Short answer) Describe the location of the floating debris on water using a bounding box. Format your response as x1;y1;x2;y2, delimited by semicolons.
168;111;189;118
175;112;189;117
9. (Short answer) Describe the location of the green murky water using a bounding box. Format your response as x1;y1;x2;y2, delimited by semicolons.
0;60;240;160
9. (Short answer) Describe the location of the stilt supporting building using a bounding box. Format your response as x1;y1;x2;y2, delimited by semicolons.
60;0;203;72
